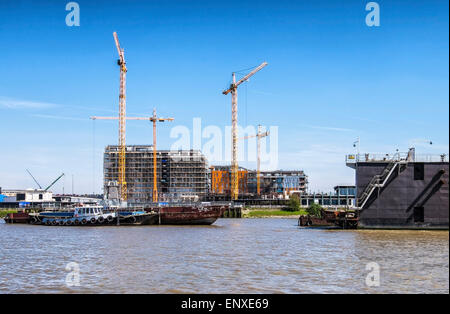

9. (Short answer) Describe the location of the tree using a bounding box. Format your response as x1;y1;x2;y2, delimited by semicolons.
287;194;300;212
307;203;323;218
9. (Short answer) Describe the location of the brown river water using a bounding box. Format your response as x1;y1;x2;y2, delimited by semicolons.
0;218;448;294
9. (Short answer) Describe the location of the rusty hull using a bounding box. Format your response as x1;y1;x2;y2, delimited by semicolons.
147;205;228;225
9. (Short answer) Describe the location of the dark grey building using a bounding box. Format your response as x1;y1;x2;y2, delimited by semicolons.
347;149;449;229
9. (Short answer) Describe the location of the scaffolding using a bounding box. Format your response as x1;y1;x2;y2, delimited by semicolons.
104;146;208;203
211;166;248;195
210;166;307;196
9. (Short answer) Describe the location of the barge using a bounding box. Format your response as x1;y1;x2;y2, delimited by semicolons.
151;204;227;225
3;203;228;226
298;209;358;229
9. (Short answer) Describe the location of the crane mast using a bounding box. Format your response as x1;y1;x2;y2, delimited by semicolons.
113;31;127;202
240;125;269;195
223;61;268;200
149;109;174;203
231;73;238;201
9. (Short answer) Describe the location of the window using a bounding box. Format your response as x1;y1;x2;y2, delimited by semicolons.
39;194;43;200
414;163;425;180
17;194;25;201
414;206;424;223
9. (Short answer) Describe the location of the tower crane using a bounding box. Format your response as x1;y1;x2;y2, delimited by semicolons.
222;61;268;200
240;125;270;195
91;109;174;203
113;31;128;201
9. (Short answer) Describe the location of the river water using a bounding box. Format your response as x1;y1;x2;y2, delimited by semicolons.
0;218;448;294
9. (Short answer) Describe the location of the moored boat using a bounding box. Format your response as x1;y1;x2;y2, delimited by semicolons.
118;210;159;225
3;211;31;224
147;204;228;225
3;206;157;226
39;206;117;226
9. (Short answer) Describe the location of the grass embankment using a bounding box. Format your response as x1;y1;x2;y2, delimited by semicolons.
0;209;17;218
243;208;307;218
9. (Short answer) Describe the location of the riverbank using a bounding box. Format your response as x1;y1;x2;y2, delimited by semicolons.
242;208;307;218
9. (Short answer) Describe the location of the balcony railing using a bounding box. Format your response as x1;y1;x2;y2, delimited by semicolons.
346;152;448;164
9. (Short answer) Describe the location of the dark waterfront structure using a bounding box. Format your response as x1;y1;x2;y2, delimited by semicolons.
347;149;449;229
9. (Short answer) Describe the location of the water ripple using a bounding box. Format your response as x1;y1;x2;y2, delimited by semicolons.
0;219;448;293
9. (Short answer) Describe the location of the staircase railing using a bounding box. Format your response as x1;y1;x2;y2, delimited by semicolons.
357;153;403;209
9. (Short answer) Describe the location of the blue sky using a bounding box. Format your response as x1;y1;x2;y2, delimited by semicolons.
0;0;448;194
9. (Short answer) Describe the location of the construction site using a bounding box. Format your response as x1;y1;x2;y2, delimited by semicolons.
103;148;308;204
2;31;447;231
88;32;311;206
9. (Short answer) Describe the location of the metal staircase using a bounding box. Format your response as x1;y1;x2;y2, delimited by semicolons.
357;156;404;209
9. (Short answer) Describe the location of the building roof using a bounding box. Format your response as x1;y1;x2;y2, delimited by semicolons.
2;189;52;193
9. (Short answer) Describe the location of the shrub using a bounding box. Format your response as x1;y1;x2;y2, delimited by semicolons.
307;203;323;218
286;195;300;212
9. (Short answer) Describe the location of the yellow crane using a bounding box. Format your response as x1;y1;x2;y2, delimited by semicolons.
240;125;270;195
149;109;174;203
113;31;127;201
222;62;268;200
91;109;174;203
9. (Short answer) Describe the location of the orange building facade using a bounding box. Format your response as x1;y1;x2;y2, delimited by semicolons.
211;169;248;195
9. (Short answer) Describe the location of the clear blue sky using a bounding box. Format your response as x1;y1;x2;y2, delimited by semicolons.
0;0;448;194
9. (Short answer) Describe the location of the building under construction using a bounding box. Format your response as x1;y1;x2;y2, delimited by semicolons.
104;145;208;203
210;166;249;195
210;166;308;197
248;170;308;196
